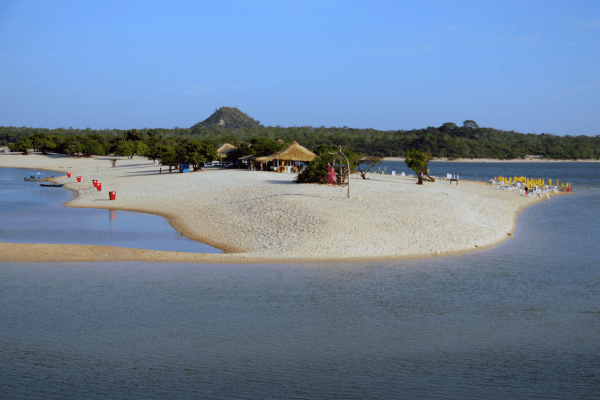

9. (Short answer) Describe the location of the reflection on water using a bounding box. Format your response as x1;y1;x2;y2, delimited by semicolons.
1;164;599;398
0;167;221;253
109;209;116;230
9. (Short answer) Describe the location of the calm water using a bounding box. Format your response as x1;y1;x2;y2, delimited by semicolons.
371;160;600;191
1;163;599;399
0;167;221;253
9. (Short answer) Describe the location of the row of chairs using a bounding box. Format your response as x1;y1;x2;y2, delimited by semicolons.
492;180;558;199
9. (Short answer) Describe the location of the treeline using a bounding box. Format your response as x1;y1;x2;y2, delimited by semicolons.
1;129;224;172
2;120;600;159
0;128;291;172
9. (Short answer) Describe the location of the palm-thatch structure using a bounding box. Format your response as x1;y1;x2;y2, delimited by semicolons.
217;143;236;158
255;141;316;163
254;141;316;172
239;154;255;162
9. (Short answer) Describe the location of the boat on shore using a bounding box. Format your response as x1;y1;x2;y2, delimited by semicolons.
24;173;54;181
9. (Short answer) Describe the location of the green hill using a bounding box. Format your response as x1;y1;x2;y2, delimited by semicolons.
191;107;262;130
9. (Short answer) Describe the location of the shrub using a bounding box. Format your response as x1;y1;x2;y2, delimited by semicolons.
295;148;357;184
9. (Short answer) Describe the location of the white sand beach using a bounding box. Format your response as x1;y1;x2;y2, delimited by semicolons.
0;153;555;263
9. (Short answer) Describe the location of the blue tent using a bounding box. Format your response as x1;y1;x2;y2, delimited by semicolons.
179;162;190;173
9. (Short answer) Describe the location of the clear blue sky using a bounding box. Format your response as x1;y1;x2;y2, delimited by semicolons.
1;0;598;135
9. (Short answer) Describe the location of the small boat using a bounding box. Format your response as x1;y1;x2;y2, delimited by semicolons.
39;183;64;187
25;173;54;181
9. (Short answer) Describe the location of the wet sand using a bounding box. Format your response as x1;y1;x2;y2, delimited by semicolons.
0;153;554;263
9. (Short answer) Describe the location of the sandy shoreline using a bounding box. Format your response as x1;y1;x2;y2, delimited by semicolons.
1;153;559;263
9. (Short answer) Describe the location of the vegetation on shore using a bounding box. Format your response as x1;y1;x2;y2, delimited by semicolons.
2;109;600;160
405;149;434;185
295;146;358;184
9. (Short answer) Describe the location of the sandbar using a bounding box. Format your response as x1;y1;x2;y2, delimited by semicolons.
1;153;554;263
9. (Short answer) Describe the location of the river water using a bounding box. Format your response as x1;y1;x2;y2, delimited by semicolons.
0;168;221;253
1;163;599;399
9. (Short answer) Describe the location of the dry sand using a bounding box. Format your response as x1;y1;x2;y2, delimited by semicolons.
1;153;556;263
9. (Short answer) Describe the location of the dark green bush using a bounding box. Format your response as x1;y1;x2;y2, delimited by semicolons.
295;148;357;184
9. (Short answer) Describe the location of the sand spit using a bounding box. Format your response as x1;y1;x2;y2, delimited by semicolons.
1;153;552;263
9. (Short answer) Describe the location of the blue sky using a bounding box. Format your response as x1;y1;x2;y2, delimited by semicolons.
1;0;598;135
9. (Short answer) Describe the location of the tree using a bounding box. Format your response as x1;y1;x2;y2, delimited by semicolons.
12;138;33;155
80;137;105;156
114;141;135;158
405;149;432;185
438;122;457;132
249;137;285;157
146;145;160;163
463;120;479;129
58;136;84;157
171;139;219;170
188;152;206;170
227;142;253;162
145;135;163;164
159;145;178;172
30;133;56;154
355;155;383;179
134;141;148;157
125;129;143;141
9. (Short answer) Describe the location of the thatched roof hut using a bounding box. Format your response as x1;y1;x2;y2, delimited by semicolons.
254;141;316;163
217;143;236;158
239;154;255;162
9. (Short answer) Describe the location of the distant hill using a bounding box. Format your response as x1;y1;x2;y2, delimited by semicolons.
191;107;262;130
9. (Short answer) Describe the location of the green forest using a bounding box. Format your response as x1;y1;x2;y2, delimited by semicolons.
2;119;600;160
